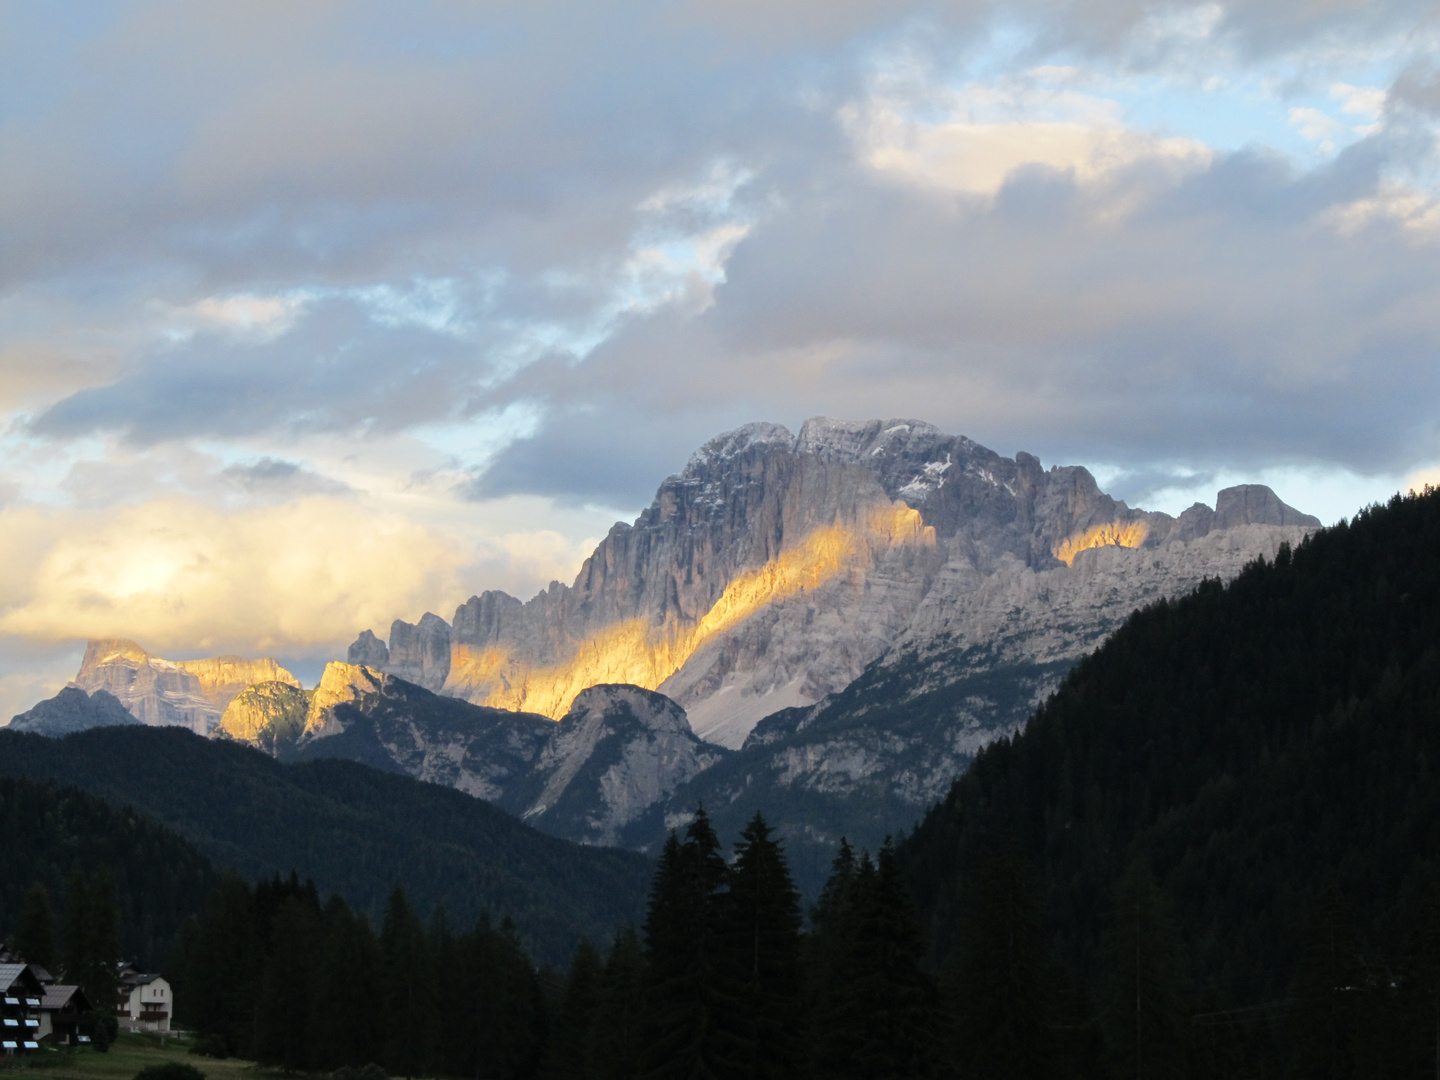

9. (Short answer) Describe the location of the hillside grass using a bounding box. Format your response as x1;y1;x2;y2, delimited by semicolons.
3;1032;292;1080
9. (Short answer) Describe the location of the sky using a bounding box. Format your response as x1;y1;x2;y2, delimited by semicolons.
3;0;1440;715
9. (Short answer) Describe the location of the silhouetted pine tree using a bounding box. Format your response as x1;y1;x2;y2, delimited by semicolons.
312;895;382;1069
1101;860;1188;1080
819;841;936;1080
945;838;1056;1080
380;885;433;1080
543;938;603;1080
16;882;54;969
1289;886;1382;1080
62;868;119;1012
591;926;647;1080
254;894;321;1071
643;808;745;1080
723;814;804;1080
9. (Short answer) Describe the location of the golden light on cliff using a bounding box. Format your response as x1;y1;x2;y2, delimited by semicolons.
449;502;935;719
1052;520;1149;566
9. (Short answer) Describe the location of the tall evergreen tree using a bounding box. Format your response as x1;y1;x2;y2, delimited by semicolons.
62;868;120;1011
591;926;647;1080
380;885;433;1080
543;938;603;1080
1290;886;1373;1080
312;895;383;1069
253;895;321;1071
945;839;1056;1080
723;814;804;1080
1101;860;1188;1080
817;841;936;1080
643;807;745;1080
16;882;55;969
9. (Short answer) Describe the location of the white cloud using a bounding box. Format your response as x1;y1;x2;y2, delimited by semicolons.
844;65;1213;200
166;292;309;341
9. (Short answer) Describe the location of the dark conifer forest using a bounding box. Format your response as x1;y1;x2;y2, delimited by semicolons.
0;775;217;967
0;726;650;965
904;485;1440;1077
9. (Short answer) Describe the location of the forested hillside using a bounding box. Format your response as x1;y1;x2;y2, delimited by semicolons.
0;775;217;967
902;486;1440;1075
0;727;651;966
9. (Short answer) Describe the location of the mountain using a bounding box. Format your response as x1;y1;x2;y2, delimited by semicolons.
319;419;1314;881
0;726;651;966
0;773;219;967
898;487;1440;1012
20;418;1318;888
284;666;725;847
350;419;1317;750
8;685;141;736
70;638;301;734
643;514;1314;890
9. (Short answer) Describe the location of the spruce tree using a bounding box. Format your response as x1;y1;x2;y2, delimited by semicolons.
16;882;55;969
253;896;321;1071
945;840;1056;1080
591;926;647;1080
1290;886;1370;1080
312;896;382;1070
723;814;804;1080
543;938;603;1080
643;808;745;1080
62;869;120;1012
379;885;433;1080
817;842;936;1080
1100;860;1188;1080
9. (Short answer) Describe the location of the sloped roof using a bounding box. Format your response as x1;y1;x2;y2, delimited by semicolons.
40;985;86;1011
0;964;37;993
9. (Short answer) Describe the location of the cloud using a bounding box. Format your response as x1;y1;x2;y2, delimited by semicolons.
0;496;475;654
220;457;353;497
4;0;1440;666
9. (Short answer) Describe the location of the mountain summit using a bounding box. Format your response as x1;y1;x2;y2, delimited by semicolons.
352;417;1318;748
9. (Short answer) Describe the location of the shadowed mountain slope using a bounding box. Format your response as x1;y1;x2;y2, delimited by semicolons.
900;487;1440;1006
0;726;651;966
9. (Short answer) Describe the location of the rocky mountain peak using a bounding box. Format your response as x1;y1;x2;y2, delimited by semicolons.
218;680;309;754
344;417;1326;749
684;421;795;474
8;686;140;737
303;661;391;739
69;639;300;734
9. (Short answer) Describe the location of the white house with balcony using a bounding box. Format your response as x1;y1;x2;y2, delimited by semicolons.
116;966;171;1033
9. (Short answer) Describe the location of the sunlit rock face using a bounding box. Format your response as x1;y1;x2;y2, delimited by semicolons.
71;638;302;734
8;686;141;737
416;417;1318;749
217;680;310;755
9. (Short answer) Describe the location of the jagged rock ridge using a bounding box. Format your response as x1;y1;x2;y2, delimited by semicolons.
269;663;722;847
350;418;1319;750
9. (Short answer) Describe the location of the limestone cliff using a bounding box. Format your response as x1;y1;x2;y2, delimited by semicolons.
217;681;310;755
351;418;1318;749
71;639;302;734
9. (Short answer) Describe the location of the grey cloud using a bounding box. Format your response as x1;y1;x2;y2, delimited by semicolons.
461;123;1440;498
29;293;504;443
8;1;1440;509
465;396;766;508
221;458;352;497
